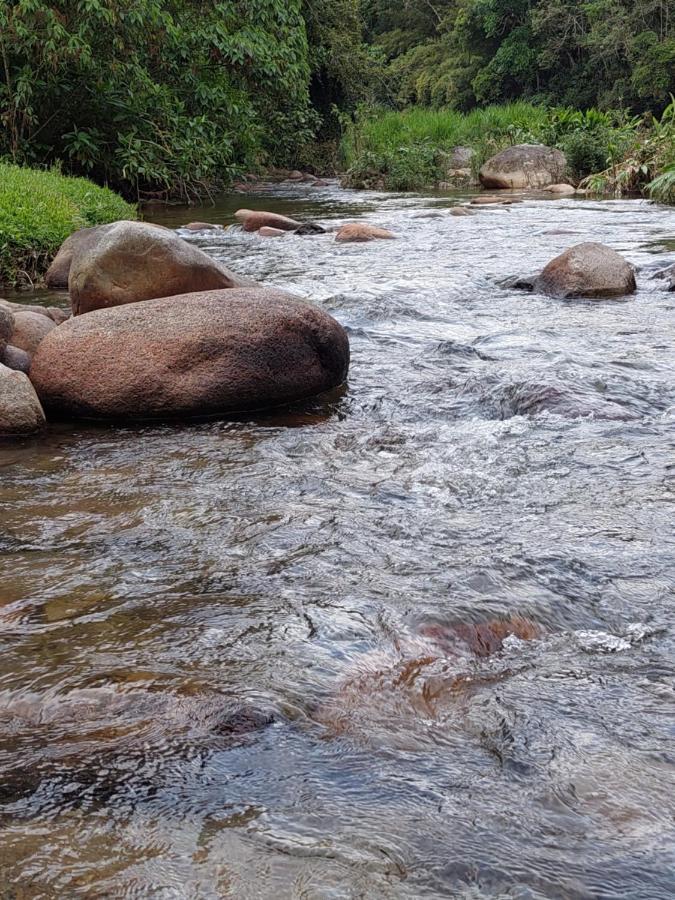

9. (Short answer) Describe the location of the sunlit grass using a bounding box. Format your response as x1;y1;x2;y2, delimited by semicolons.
0;163;136;285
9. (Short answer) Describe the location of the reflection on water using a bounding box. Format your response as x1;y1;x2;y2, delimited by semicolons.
1;182;675;898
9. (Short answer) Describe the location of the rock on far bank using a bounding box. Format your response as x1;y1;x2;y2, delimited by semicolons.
0;363;46;436
479;144;567;190
335;223;396;243
535;242;637;299
30;287;350;421
69;220;247;316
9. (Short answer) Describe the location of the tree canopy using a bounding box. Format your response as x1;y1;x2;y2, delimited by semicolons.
0;0;672;196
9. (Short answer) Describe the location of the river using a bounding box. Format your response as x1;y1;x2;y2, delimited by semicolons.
1;182;674;898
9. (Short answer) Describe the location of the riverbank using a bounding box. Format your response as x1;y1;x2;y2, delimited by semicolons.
340;102;675;200
0;164;136;288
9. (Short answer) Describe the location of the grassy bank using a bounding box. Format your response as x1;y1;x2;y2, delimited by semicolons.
0;164;136;287
341;102;675;201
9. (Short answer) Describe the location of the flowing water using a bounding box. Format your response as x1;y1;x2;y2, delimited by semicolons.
1;182;674;899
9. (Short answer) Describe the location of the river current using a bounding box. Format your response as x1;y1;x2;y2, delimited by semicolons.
1;183;674;898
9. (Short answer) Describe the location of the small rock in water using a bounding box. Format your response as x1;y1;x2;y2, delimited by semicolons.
499;273;538;291
234;209;301;233
213;705;277;737
449;207;474;217
545;183;576;195
258;226;287;238
294;223;326;235
470;195;522;206
335;223;396;243
182;222;222;232
535;242;636;299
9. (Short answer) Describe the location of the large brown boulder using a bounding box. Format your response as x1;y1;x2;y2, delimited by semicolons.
335;223;396;243
30;287;350;420
234;209;301;233
0;364;46;435
479;144;567;190
10;311;56;354
535;242;637;299
68;221;246;316
45;224;110;289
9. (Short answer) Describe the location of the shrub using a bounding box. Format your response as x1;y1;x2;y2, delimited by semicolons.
0;163;136;286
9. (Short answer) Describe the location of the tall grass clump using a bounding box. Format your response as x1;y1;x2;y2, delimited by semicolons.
341;102;549;188
342;100;675;198
0;163;135;287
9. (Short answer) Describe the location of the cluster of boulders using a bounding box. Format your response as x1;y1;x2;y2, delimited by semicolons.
233;209;396;243
1;220;350;437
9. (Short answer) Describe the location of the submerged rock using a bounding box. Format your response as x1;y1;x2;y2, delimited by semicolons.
294;223;326;235
69;220;246;316
469;195;522;206
234;209;302;233
335;223;396;243
449;207;474;217
535;242;636;299
30;287;350;420
182;222;222;232
500;273;538;291
0;364;46;436
479;144;567;190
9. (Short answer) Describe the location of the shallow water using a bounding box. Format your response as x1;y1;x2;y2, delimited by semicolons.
1;183;675;899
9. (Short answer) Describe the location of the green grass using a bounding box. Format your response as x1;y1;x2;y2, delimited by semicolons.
341;102;550;188
0;163;136;286
340;101;675;197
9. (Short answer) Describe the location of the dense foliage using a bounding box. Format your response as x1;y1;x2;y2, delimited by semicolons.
0;163;135;285
0;0;316;198
363;0;675;113
1;1;673;199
